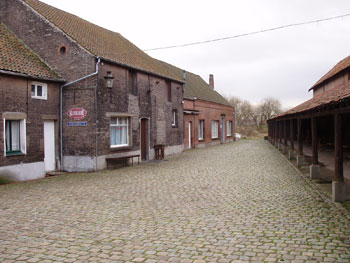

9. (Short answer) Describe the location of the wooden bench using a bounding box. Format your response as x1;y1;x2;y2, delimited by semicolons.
106;154;140;169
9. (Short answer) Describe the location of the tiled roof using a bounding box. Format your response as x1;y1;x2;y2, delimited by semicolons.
310;56;350;91
272;81;350;119
23;0;183;83
158;60;232;106
0;22;62;80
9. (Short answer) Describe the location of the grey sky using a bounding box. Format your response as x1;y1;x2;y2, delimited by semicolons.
40;0;350;108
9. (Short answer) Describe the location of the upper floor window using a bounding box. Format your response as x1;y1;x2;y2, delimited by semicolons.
198;120;204;140
110;117;129;147
172;110;177;127
211;120;219;139
128;70;137;95
227;121;232;137
4;119;26;156
31;82;47;100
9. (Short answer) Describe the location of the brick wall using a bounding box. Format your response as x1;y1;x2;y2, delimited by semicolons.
184;99;235;148
0;74;60;167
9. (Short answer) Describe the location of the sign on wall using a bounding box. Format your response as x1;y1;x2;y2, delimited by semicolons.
67;108;87;120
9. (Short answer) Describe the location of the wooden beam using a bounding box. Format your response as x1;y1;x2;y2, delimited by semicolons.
311;117;318;165
283;120;288;146
290;119;294;151
297;119;303;155
334;114;344;182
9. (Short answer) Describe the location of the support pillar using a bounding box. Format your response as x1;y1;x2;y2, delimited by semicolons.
288;119;295;160
297;118;304;167
332;114;346;202
310;117;320;179
283;120;288;154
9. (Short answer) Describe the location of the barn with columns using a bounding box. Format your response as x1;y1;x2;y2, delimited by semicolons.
268;56;350;202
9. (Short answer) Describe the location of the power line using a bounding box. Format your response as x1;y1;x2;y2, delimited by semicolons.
143;13;350;52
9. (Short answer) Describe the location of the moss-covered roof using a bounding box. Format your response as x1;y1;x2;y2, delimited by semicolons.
23;0;183;83
0;22;62;80
158;60;231;106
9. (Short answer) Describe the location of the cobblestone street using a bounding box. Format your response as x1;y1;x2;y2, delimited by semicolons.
0;140;349;263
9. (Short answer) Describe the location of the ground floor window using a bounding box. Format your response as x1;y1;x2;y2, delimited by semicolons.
110;117;129;147
4;119;26;156
199;120;204;140
227;121;232;136
211;120;219;139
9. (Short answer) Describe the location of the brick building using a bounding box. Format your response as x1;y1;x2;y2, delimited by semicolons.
160;62;235;149
0;22;64;182
1;0;185;172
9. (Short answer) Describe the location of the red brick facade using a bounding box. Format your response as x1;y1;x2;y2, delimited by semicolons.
184;99;235;149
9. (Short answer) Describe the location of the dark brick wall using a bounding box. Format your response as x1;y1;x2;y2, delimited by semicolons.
0;74;60;167
1;0;185;162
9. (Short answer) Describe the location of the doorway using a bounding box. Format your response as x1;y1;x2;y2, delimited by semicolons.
44;121;56;172
188;121;192;149
141;118;148;160
221;116;225;143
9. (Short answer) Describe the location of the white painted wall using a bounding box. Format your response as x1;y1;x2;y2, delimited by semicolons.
0;162;45;182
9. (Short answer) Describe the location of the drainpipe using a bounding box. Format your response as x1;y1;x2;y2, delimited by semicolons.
60;57;101;171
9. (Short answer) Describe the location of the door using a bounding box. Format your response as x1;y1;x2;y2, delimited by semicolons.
221;116;225;143
141;119;148;160
44;121;56;172
188;122;191;149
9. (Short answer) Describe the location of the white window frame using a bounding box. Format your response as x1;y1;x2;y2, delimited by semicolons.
227;121;232;137
31;82;47;100
172;110;177;127
198;120;204;140
3;118;26;156
110;117;130;148
211;120;219;139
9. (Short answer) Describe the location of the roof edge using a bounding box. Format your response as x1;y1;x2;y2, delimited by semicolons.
0;69;65;83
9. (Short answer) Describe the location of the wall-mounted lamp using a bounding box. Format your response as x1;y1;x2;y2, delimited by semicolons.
104;71;114;88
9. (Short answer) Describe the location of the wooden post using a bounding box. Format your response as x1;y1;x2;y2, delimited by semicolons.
290;119;294;151
311;117;318;165
334;114;343;182
279;121;283;144
297;119;303;155
283;120;288;147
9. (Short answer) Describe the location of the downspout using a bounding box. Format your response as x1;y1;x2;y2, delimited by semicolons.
60;57;101;171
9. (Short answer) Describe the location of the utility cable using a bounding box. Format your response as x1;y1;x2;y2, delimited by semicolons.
143;13;350;51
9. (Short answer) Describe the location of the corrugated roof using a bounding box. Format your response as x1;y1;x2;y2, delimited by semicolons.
273;81;350;119
310;56;350;91
158;60;232;106
23;0;183;83
0;22;62;80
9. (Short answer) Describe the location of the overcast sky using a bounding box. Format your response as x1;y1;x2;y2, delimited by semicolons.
40;0;350;108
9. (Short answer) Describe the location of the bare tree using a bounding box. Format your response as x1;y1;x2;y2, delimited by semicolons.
225;96;254;127
258;97;282;122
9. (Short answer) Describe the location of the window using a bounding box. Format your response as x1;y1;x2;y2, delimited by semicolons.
166;80;172;102
110;117;129;147
31;82;47;100
172;110;177;127
128;70;137;95
211;120;219;139
198;120;204;140
4;119;26;156
227;121;232;137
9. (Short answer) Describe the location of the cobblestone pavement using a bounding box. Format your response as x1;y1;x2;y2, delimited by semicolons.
0;140;350;263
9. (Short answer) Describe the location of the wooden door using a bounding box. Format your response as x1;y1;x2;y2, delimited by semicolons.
44;121;55;171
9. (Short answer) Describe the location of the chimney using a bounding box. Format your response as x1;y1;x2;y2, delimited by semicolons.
209;74;214;89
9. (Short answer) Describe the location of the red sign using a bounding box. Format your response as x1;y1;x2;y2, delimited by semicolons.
68;108;87;120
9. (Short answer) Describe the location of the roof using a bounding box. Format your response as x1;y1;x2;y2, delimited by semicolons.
272;81;350;120
0;22;62;81
158;60;232;106
23;0;183;83
310;56;350;91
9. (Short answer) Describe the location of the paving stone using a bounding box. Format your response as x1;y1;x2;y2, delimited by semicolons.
0;141;349;263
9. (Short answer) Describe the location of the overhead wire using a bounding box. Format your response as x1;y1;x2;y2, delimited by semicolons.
143;13;350;52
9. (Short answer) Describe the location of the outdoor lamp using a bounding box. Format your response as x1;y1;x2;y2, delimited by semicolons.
104;71;114;88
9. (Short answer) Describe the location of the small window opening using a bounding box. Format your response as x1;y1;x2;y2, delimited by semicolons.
60;46;66;55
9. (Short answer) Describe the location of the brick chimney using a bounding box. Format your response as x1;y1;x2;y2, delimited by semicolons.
209;74;214;89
